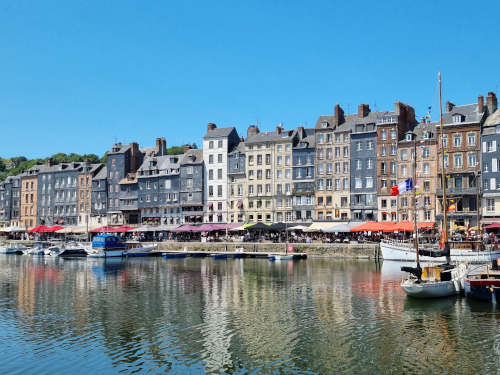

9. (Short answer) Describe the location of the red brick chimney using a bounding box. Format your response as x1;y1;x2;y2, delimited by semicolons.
155;138;162;155
334;104;344;126
478;95;484;113
487;92;498;113
207;123;217;131
161;138;167;155
358;104;370;118
445;101;455;112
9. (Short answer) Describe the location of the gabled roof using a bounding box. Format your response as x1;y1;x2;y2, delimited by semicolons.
399;122;437;144
94;166;107;180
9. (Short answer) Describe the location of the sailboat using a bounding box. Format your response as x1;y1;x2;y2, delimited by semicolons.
392;73;469;298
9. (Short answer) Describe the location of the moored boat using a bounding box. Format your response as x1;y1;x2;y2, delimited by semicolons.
211;254;228;260
381;240;500;263
0;243;27;254
268;254;294;261
465;261;500;303
124;241;156;257
163;253;188;259
87;234;125;258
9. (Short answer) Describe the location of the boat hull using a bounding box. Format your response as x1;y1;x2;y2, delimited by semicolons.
269;255;294;261
465;279;500;302
125;245;155;257
381;242;500;263
88;249;124;258
401;279;458;298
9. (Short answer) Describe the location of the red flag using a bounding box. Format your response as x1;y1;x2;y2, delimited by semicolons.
439;230;445;249
391;185;399;196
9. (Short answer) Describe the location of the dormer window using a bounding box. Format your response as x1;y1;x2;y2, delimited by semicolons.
423;131;430;139
406;133;412;141
453;114;463;123
321;121;328;128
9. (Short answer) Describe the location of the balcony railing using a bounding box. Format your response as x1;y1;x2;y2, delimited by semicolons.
436;187;478;196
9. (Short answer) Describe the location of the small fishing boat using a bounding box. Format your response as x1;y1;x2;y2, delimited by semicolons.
87;234;125;258
465;261;500;303
124;241;156;257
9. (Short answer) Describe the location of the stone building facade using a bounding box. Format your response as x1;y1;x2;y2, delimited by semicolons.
20;166;39;228
203;123;240;223
436;98;485;229
376;102;415;221
180;147;204;223
91;166;108;226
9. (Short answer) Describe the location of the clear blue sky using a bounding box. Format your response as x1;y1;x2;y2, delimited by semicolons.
1;0;499;159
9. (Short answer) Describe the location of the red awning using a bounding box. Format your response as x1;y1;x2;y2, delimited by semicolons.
418;222;436;230
47;225;64;232
485;223;500;229
394;221;415;232
29;225;51;233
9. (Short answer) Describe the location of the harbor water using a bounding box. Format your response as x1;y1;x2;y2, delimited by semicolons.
1;255;500;374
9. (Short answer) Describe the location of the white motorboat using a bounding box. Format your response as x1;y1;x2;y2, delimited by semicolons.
381;240;500;263
400;263;467;298
0;243;26;254
87;249;124;258
124;241;156;257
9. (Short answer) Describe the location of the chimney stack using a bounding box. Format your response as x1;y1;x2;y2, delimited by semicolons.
276;125;282;135
487;92;498;114
478;95;484;113
358;104;370;118
297;126;305;139
155;138;162;156
334;104;345;126
247;125;259;138
130;142;140;172
183;144;192;154
45;158;53;167
207;123;217;132
445;101;455;112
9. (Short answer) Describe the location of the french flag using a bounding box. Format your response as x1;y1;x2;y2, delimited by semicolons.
391;178;413;196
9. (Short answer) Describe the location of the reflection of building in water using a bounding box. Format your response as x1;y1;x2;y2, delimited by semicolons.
17;259;36;315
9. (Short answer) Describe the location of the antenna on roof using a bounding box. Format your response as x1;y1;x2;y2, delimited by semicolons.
373;102;377;112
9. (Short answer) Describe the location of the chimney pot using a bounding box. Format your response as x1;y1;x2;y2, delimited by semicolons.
487;92;498;114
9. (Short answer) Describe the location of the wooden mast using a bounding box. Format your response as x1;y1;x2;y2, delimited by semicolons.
439;72;451;263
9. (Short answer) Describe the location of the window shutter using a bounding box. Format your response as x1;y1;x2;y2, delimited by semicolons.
493;158;498;172
483;142;487;152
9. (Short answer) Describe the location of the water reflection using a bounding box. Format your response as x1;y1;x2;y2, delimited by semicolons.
0;256;500;374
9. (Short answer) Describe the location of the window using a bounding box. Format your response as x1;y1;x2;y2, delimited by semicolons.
381;130;387;140
401;165;408;177
390;130;397;139
423;163;430;175
277;144;283;152
487;199;495;212
391;162;396;174
380;162;386;174
453;133;462;147
381;179;387;188
277;156;282;165
468;153;477;167
366;177;373;188
467;133;476;146
356;141;362;151
343;146;349;157
422;148;430;158
209;154;214;164
343;178;349;190
453;114;463;123
286;144;291;151
356;160;362;170
367;159;373;169
217;169;222;179
276;170;283;179
209;169;214;180
248;185;254;195
257;170;262;179
266;169;271;179
257;155;262;165
218;154;223;163
209;141;214;149
442;135;448;148
343;162;349;173
486;140;496;152
317;134;324;144
248;155;254;165
217;185;223;197
355;178;362;189
401;149;408;160
218;140;223;148
443;155;449;168
424;180;430;191
454;153;463;168
367;141;374;150
285;170;291;179
266;154;271;165
285;156;290;166
381;146;386;156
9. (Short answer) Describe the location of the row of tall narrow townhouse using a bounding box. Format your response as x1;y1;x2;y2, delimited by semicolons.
0;176;20;227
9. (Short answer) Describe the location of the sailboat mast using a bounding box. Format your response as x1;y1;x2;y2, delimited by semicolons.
438;72;451;263
413;131;420;266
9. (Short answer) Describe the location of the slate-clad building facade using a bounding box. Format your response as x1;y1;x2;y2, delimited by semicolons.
180;147;204;223
228;141;246;223
91;166;108;225
292;127;315;222
481;94;500;224
350;105;378;221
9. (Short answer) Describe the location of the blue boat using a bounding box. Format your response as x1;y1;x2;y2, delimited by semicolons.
88;235;126;258
211;254;228;260
163;253;188;259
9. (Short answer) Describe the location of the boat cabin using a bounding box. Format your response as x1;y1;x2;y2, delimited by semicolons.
92;234;126;250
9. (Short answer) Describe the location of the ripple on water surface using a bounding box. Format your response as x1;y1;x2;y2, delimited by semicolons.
1;256;500;374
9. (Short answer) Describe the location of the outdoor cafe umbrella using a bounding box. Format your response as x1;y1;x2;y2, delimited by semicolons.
28;225;51;233
47;225;64;232
246;222;273;231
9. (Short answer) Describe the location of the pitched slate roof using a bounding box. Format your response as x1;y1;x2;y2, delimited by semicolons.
94;166;108;180
399;122;437;144
245;128;296;145
138;154;182;177
483;109;500;136
181;149;203;165
442;103;484;126
203;127;236;139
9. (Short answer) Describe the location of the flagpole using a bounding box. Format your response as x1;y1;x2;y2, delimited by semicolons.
439;72;451;264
